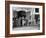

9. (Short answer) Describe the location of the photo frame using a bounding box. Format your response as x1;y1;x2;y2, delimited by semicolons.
5;1;45;37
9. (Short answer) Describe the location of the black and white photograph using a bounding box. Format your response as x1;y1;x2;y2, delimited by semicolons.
12;7;40;30
10;4;43;34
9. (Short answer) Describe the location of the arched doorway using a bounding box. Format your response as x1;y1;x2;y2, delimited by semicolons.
17;11;26;27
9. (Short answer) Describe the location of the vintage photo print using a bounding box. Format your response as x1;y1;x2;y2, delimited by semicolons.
10;4;43;34
13;7;40;30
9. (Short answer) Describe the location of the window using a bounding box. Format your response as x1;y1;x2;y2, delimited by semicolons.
35;8;39;13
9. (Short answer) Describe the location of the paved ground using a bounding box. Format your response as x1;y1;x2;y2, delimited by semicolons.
13;25;40;31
